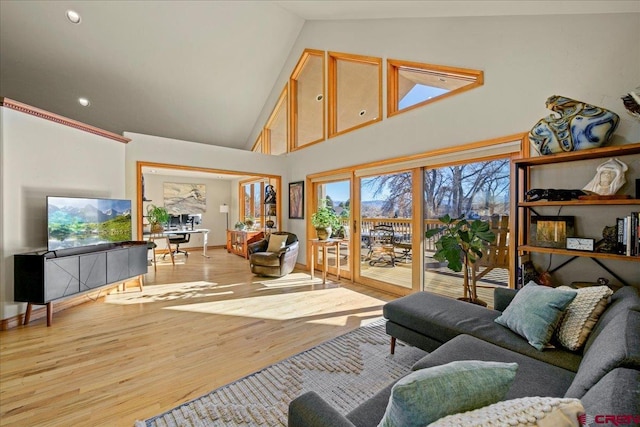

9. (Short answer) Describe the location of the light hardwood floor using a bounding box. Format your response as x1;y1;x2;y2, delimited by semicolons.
0;249;396;427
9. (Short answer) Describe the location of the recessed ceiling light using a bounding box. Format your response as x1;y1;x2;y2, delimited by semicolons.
78;97;90;107
359;109;366;116
316;94;323;101
66;10;81;24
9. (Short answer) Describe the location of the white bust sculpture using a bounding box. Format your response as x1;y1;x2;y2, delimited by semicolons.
582;158;628;196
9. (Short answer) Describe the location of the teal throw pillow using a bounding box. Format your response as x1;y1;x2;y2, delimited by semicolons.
377;360;518;427
495;282;576;351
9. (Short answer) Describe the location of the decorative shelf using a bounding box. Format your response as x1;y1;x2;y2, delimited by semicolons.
518;245;640;262
519;199;640;207
514;142;640;166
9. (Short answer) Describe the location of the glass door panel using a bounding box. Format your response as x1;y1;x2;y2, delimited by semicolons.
313;180;351;280
358;172;413;290
423;158;511;303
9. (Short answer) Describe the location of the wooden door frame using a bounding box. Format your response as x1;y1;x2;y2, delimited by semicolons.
136;161;281;239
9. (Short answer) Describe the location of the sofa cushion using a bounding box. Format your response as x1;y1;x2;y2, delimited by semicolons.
412;335;576;399
583;286;640;354
428;397;584;427
250;252;281;267
266;233;288;252
580;368;640;416
565;309;640;399
495;282;576;350
378;360;517;427
383;291;500;344
554;285;613;351
384;291;582;371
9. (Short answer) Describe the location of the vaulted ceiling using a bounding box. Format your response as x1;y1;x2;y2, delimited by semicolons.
1;1;635;150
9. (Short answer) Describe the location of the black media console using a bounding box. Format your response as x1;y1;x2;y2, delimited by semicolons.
14;241;148;326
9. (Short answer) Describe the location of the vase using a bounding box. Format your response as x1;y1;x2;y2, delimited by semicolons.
151;223;164;233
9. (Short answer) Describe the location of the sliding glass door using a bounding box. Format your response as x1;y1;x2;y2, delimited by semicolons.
312;179;352;280
423;158;511;301
357;171;415;292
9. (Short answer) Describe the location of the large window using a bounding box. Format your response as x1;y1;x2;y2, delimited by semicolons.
264;86;288;155
358;170;414;290
241;180;267;227
423;158;510;301
328;52;382;138
290;49;325;150
387;59;483;117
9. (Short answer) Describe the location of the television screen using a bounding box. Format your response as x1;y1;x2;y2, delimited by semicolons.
47;196;132;250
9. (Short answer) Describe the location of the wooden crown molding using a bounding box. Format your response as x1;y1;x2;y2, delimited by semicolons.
0;97;130;143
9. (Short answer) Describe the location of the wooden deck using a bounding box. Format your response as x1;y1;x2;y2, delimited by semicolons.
360;261;503;308
322;246;509;308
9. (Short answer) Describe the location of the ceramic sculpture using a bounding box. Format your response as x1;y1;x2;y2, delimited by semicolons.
582;158;628;196
529;95;619;155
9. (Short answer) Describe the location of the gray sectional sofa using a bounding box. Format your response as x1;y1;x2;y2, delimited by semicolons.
288;286;640;426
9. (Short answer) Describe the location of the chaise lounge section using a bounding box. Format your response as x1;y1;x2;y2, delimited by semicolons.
288;286;640;426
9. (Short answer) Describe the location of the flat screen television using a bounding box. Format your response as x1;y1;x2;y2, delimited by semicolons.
47;196;132;251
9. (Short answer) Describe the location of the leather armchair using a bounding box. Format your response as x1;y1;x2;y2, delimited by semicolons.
248;232;299;277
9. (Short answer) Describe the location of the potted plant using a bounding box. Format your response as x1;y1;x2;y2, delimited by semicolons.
244;217;255;230
425;214;496;306
234;221;246;231
146;204;170;233
311;200;340;240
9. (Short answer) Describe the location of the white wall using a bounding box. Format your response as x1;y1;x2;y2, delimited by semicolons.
249;12;640;261
123;132;287;238
3;13;640;321
0;107;126;319
143;173;231;248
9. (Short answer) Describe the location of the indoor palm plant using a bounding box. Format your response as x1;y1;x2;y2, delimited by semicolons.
146;204;170;233
425;214;495;306
311;200;340;240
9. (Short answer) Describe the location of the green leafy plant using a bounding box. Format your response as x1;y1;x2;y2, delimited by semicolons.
425;214;496;305
234;221;245;230
146;204;170;230
311;200;340;240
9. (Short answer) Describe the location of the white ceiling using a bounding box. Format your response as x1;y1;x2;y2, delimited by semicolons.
1;1;637;150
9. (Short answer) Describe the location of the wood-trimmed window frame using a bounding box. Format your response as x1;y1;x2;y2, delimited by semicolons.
263;85;289;155
251;131;264;153
289;48;326;151
387;59;484;118
328;51;382;139
240;179;266;224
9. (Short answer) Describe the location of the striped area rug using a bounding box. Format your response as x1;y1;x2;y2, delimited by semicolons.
136;319;426;427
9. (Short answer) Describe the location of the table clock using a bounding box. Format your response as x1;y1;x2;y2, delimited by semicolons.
566;237;596;251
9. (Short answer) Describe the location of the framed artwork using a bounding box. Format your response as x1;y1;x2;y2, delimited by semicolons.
164;182;206;214
530;216;575;248
289;181;304;219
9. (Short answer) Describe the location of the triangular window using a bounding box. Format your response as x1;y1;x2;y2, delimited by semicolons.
388;60;483;117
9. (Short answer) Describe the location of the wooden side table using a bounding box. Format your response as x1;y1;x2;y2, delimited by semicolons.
310;238;341;284
226;230;265;258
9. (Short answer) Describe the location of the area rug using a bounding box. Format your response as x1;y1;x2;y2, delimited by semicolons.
136;319;426;427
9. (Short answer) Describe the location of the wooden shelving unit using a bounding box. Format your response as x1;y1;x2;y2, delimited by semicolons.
514;142;640;287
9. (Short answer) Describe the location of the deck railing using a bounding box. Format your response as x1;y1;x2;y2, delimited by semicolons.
339;218;444;252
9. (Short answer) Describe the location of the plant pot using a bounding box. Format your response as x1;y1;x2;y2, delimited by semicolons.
457;297;488;307
316;226;332;240
150;223;164;233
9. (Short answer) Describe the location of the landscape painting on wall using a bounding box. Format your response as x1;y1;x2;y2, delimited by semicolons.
163;183;206;214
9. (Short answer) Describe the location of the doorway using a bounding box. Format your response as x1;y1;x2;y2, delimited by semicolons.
311;178;352;280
